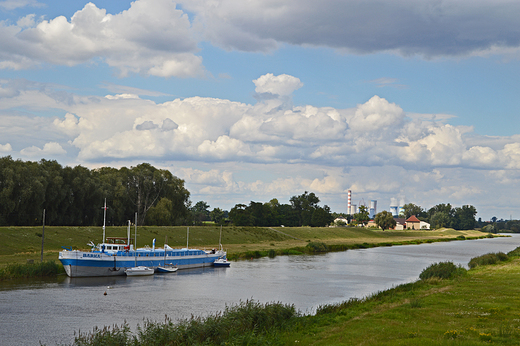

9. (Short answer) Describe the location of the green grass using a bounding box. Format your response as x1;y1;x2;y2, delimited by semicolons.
0;260;64;280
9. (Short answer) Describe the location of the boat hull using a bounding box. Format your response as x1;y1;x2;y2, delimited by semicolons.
125;266;154;276
59;249;223;277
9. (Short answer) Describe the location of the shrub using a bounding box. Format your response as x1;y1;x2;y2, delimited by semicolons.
456;235;466;240
419;261;466;280
468;252;508;269
306;242;328;253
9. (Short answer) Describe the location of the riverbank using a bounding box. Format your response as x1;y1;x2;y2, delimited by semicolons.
0;225;491;265
0;226;494;280
70;247;520;345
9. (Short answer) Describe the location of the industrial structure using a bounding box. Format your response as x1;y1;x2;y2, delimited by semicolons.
347;190;375;217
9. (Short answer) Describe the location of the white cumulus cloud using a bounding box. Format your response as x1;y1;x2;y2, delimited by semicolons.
1;0;204;77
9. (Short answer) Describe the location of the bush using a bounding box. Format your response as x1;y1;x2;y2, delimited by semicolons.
419;261;466;280
306;242;328;253
468;252;508;269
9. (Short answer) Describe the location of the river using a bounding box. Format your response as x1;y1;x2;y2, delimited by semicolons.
1;234;520;345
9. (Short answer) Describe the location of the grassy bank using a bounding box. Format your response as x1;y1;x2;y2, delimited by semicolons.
0;225;490;266
0;260;64;280
68;248;520;345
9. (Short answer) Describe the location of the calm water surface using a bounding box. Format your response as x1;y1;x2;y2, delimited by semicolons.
1;235;520;345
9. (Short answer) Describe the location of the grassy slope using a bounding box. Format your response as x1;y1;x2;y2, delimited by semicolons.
0;225;487;265
280;259;520;345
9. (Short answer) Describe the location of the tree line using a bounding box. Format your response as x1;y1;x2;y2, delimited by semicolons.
0;156;190;226
398;203;478;230
228;191;334;227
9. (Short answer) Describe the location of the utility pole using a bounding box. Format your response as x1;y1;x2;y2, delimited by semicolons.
40;209;45;262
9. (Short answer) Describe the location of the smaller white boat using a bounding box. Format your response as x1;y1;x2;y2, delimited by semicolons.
213;226;230;268
125;266;154;276
213;257;231;267
155;264;178;273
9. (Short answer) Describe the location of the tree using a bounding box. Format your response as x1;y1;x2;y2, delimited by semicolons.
430;211;451;229
453;205;477;230
229;204;253;226
311;205;333;227
354;205;370;226
290;191;320;226
427;204;454;222
374;211;396;231
145;197;173;225
401;203;426;219
210;207;225;225
191;201;211;224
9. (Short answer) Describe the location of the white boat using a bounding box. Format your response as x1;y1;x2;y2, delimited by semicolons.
213;257;231;267
59;207;226;277
125;266;154;276
213;226;230;267
155;264;178;273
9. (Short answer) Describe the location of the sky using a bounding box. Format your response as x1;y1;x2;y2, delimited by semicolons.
0;0;519;221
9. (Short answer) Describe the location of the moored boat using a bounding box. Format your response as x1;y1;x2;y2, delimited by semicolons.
125;266;154;276
155;264;178;273
213;257;231;267
59;206;226;277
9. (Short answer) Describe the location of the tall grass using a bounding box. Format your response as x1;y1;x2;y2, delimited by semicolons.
0;260;64;280
468;252;508;269
72;300;298;346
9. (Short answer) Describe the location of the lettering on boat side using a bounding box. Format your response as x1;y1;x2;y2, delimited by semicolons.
83;254;101;258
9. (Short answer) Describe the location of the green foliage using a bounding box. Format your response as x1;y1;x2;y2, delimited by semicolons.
401;203;426;219
353;205;370;226
468;252;508;269
419;261;466;280
0;260;63;280
209;207;225;225
228;191;332;227
72;300;298;346
374;210;396;231
306;242;329;253
0;157;190;226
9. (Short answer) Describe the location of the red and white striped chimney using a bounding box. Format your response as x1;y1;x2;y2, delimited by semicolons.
347;190;352;215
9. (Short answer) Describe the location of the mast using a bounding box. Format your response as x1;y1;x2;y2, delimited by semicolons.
127;220;131;247
102;198;107;243
134;212;138;267
219;225;223;251
187;227;189;249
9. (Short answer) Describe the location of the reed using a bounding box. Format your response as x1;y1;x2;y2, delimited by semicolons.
72;300;298;346
0;260;64;280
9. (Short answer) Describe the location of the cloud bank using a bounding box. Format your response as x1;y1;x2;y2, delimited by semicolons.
1;73;519;218
1;0;520;77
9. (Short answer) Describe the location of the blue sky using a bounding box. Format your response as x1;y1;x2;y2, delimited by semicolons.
1;0;519;221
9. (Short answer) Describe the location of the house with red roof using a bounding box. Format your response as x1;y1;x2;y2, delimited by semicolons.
405;215;421;230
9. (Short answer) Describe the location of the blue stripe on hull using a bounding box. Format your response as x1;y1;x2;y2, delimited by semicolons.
60;254;219;277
